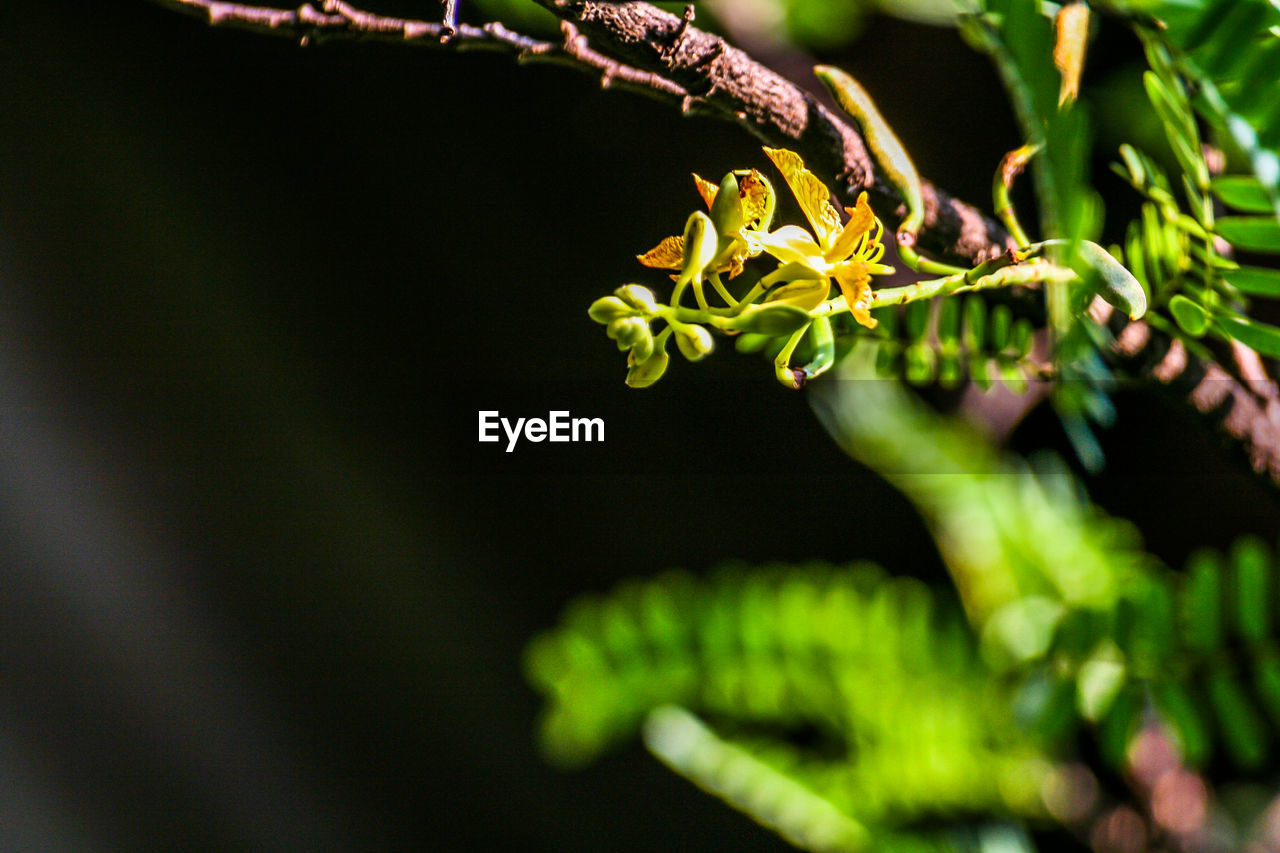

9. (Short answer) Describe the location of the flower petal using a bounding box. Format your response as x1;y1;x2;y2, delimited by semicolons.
835;260;877;329
637;235;685;270
825;192;876;263
759;260;827;289
762;277;831;312
693;173;719;210
763;147;842;248
756;225;824;267
738;169;773;228
711;236;750;278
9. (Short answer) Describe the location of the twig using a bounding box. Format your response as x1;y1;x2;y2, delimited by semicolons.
149;0;1280;484
148;0;1010;267
146;0;698;105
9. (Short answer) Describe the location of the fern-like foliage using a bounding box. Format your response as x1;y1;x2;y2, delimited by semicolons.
869;297;1040;392
1083;536;1280;773
529;352;1280;849
1111;32;1280;359
525;564;1045;851
1139;0;1280;216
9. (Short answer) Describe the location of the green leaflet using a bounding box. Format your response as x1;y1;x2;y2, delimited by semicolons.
1212;175;1277;212
1215;313;1280;357
1169;294;1210;336
1224;265;1280;296
1216;215;1280;253
1140;1;1280;215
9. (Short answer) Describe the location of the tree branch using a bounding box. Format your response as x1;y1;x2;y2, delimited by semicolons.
146;1;701;106
1095;300;1280;481
531;1;1012;267
149;0;1280;484
148;0;1011;267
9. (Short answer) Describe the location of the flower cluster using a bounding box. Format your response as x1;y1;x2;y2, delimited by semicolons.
589;147;894;388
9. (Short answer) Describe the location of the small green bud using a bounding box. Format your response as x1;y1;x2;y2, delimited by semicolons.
625;350;669;388
1079;240;1147;320
588;295;632;324
614;284;657;313
674;324;714;361
708;172;743;237
681;210;718;280
1045;239;1148;320
607;316;649;350
629;327;655;362
725;303;811;336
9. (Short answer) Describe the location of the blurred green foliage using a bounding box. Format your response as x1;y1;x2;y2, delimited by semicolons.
529;352;1280;849
522;0;1280;849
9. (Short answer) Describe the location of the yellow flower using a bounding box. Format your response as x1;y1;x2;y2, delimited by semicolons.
757;147;893;328
638;170;775;279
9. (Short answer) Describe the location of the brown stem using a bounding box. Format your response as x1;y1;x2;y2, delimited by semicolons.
1095;299;1280;481
145;1;701;105
530;1;1011;268
149;0;1280;484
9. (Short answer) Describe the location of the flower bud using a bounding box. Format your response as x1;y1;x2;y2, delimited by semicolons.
607;316;649;350
1078;240;1147;320
629;326;655;362
614;284;658;313
708;172;743;237
1044;239;1147;320
681;210;718;280
625;350;669;388
675;324;714;361
588;295;632;324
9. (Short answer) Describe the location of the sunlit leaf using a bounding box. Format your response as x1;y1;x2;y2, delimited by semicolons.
1216;215;1280;253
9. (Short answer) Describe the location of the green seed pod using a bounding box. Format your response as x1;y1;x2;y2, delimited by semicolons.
588;295;633;324
1048;239;1148;320
625;350;669;388
725;303;811;336
675;324;714;361
681;210;718;280
708;172;743;237
614;284;658;312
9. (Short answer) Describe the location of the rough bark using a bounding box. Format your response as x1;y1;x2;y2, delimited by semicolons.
148;0;1280;483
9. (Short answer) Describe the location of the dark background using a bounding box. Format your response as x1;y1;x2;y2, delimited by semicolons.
1;2;1278;850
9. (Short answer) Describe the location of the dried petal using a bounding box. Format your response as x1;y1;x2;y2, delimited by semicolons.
693;173;719;209
637;235;685;270
738;169;772;227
